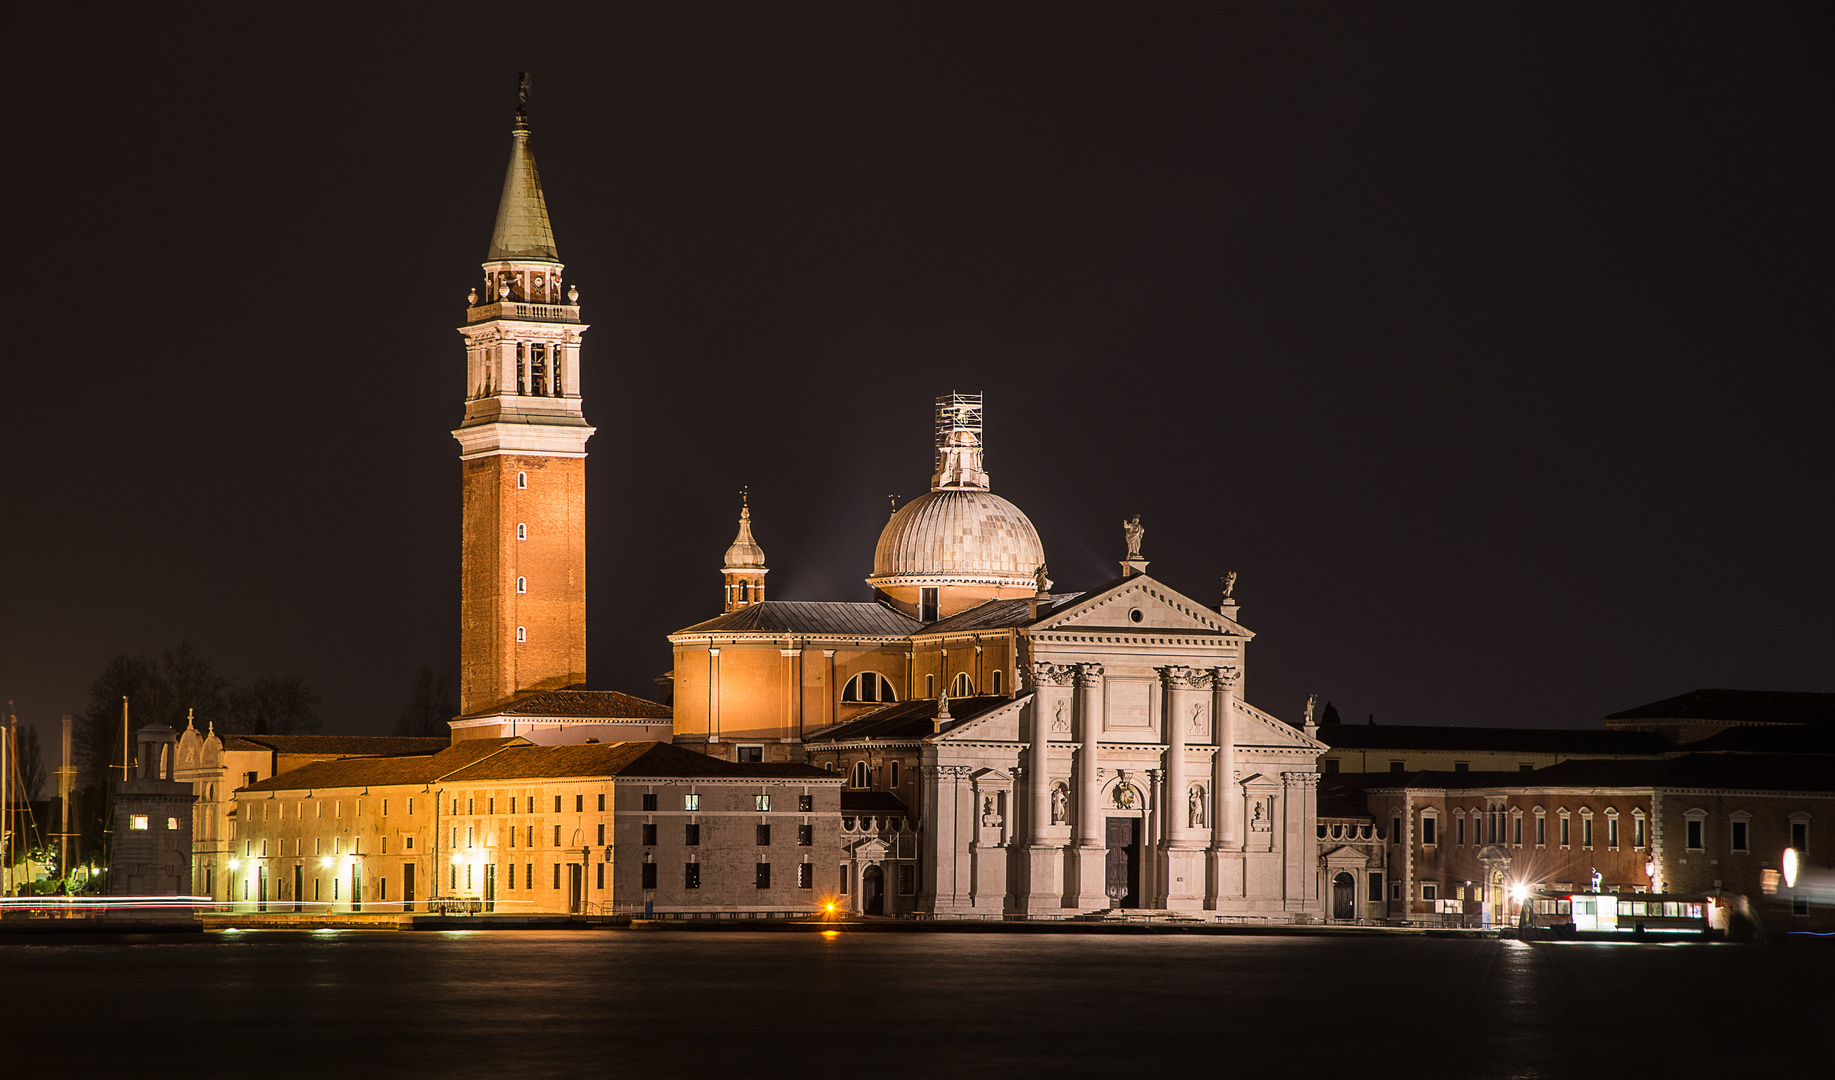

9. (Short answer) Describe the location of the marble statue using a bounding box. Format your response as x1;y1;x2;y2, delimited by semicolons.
1221;571;1236;600
1189;786;1205;829
1123;516;1145;559
1051;783;1069;825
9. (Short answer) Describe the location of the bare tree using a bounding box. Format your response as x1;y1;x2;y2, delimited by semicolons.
394;667;458;738
227;676;323;735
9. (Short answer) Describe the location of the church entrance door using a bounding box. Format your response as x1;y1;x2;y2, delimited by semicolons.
1332;872;1355;920
1105;817;1140;908
863;865;884;915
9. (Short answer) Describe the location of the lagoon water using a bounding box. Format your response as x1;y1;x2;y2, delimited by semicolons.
2;930;1823;1077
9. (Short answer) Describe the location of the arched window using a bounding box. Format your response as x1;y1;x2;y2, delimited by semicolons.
991;669;1003;695
738;581;749;602
889;761;899;787
516;577;527;594
842;672;897;704
925;674;935;698
950;672;975;697
515;626;527;643
517;472;528;490
852;761;868;788
517;523;527;541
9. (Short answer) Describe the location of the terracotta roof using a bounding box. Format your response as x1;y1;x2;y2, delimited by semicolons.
1316;724;1664;756
673;601;921;638
456;689;672;722
1604;689;1835;726
808;696;1012;743
241;739;525;792
441;741;834;782
219;735;450;757
841;791;910;814
1347;754;1835;794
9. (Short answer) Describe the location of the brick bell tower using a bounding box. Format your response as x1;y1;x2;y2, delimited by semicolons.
454;76;594;715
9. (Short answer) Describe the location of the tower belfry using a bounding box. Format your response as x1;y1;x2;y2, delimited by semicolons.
454;76;595;715
721;492;768;613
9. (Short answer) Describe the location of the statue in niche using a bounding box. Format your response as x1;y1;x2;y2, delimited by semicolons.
1189;786;1206;828
981;795;1002;828
1051;783;1070;825
1051;699;1069;733
1221;571;1237;600
1113;784;1138;810
1251;799;1271;831
1188;701;1206;736
1122;516;1145;559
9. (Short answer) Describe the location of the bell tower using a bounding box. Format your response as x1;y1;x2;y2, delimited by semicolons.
721;494;768;613
454;77;594;715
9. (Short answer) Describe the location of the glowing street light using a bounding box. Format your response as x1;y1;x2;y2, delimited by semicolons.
1783;847;1799;889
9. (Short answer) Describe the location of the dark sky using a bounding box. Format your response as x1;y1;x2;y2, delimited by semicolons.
4;4;1830;747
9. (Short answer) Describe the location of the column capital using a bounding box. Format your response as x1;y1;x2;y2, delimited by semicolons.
1212;664;1241;692
1072;662;1105;687
1029;661;1075;688
1155;665;1208;690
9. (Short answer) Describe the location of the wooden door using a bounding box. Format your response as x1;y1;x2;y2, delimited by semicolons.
1105;817;1140;908
403;863;416;911
1332;872;1355;919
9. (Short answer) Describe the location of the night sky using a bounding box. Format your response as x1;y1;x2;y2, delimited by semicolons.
4;5;1829;748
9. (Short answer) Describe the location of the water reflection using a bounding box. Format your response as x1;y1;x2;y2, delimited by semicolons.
0;931;1821;1077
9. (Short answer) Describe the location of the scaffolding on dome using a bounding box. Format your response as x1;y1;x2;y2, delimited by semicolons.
935;392;983;447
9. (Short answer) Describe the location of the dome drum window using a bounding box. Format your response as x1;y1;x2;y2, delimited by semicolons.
842;671;898;704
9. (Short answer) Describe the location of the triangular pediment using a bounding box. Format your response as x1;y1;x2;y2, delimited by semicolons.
1032;576;1251;639
1233;700;1329;752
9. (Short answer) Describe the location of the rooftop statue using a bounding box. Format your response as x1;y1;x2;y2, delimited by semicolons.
1123;516;1145;559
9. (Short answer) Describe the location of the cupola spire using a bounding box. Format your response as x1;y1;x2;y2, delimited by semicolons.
722;490;769;612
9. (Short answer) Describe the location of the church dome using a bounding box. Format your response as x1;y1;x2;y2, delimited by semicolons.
869;488;1045;588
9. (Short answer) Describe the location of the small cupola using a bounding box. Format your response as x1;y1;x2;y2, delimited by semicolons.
722;493;768;612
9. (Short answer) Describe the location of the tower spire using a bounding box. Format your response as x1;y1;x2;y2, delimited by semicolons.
722;491;769;613
488;72;558;263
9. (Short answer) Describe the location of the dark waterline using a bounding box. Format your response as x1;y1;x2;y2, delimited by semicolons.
2;931;1823;1077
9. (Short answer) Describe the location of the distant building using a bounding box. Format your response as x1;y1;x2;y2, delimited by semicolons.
107;725;195;898
1325;753;1835;932
1602;688;1835;747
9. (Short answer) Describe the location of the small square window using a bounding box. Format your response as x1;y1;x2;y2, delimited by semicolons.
685;824;700;846
129;815;149;831
684;794;700;811
641;824;657;845
642;794;658;811
737;745;763;764
1389;761;1404;773
1453;762;1469;773
1422;883;1437;901
799;794;813;812
597;794;605;812
755;794;772;812
166;817;179;830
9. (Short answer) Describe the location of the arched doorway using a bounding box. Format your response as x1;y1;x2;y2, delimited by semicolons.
862;864;885;916
1332;872;1355;920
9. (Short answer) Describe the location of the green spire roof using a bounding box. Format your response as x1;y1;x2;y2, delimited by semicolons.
487;119;559;262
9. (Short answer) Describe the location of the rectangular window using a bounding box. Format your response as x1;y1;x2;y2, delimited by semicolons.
797;863;814;889
1635;817;1647;848
405;836;414;851
1537;817;1547;846
684;794;700;811
596;863;605;890
755;794;772;812
1391;817;1401;844
756;863;771;889
1422;883;1437;901
642;793;658;811
597;794;606;812
685;824;700;846
1560;817;1570;847
526;797;534;814
685;863;701;890
737;745;763;764
407;797;413;816
453;799;460;816
1608;818;1619;848
379;877;387;901
553;825;562;846
510;827;517;848
130;815;149;831
596;824;605;846
552;864;561;889
380;837;387;854
508;863;516;890
468;798;475;815
919;586;940;623
1320;758;1340;775
1792;822;1809;851
1519;764;1534;772
1453;762;1469;773
1456;817;1466;845
756;824;771;846
898;865;915;895
1421;817;1436;846
641;824;657;846
839;866;850;894
525;862;533;888
382;799;388;816
1513;817;1522;846
641;862;657;890
1369;872;1382;900
576;795;584;813
1389;761;1404;773
799;794;813;812
1731;820;1749;852
1686;818;1702;849
488;798;495;814
1582;818;1594;848
798;824;813;846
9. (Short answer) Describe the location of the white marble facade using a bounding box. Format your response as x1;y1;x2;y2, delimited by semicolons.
916;575;1325;918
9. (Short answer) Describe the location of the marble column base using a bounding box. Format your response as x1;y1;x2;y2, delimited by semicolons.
1206;847;1246;908
1155;841;1205;911
1019;844;1066;915
1066;843;1111;910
